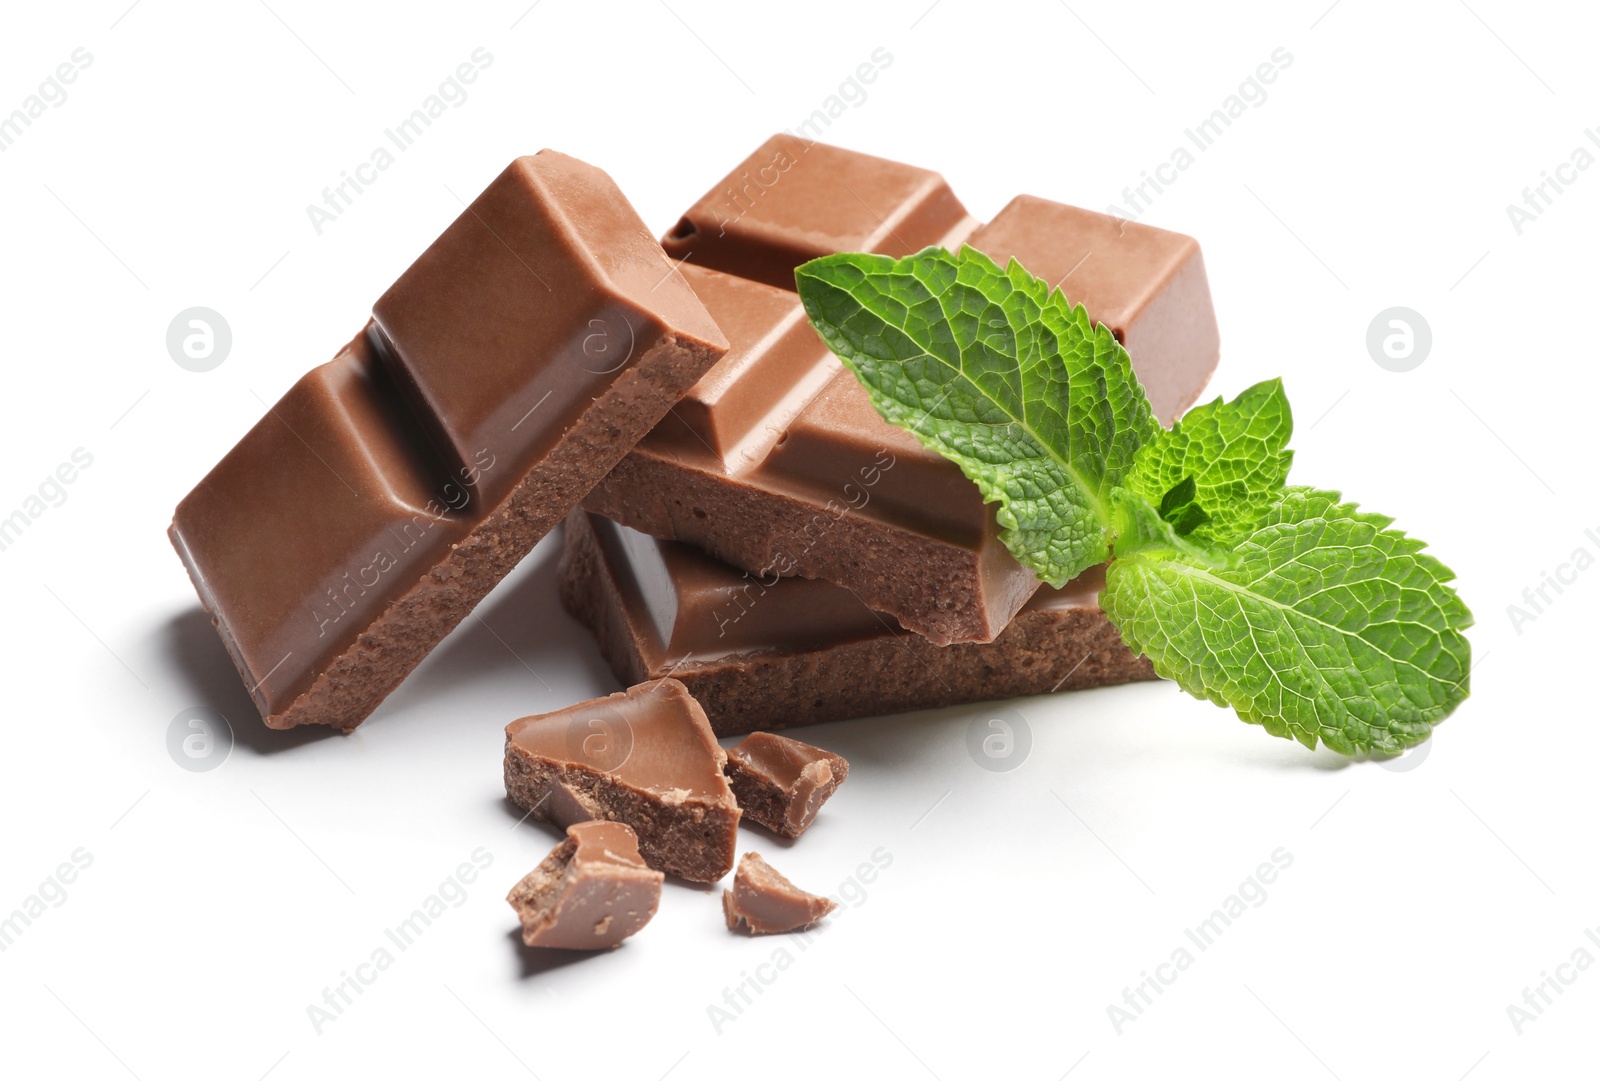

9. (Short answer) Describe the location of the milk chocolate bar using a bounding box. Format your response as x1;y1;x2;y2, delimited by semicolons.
507;821;663;950
558;510;1155;736
587;140;1219;644
722;853;835;935
503;679;741;883
723;733;848;839
170;152;727;730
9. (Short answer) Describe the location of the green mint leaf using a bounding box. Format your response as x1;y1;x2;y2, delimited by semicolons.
1100;487;1474;755
1121;378;1294;549
795;246;1158;586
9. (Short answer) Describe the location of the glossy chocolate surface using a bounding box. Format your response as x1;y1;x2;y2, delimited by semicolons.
661;133;977;291
507;821;663;950
170;329;468;718
507;679;731;801
722;853;835;935
374;151;726;506
967;196;1220;424
646;265;838;470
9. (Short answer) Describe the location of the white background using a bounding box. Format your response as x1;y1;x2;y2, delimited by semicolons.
0;1;1594;1078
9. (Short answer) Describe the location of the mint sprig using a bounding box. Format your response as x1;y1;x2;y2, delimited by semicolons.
796;246;1473;756
1119;377;1293;549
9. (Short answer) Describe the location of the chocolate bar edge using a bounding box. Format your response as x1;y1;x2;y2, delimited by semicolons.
583;444;1032;646
556;509;1156;737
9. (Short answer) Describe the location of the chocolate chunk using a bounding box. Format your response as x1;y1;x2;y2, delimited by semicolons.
558;510;1156;735
722;853;835;935
586;140;1218;645
504;679;740;883
724;733;848;839
170;151;727;730
507;821;663;950
661;133;976;291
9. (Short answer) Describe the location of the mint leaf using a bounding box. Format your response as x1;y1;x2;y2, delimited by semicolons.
799;246;1473;758
1120;378;1293;549
1100;487;1474;755
795;247;1158;587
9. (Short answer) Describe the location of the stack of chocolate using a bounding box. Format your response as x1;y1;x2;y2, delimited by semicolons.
169;135;1221;947
572;134;1220;734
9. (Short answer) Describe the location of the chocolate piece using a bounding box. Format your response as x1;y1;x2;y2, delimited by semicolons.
587;144;1218;644
722;853;835;935
661;133;976;291
170;152;727;730
724;733;848;839
503;679;740;882
558;510;1156;735
507;821;663;950
970;196;1220;423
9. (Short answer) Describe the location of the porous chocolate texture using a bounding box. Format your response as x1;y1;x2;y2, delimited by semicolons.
169;151;727;730
724;732;848;839
504;679;740;883
507;821;663;950
558;510;1156;736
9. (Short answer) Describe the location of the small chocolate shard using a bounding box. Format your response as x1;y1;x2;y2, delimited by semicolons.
507;821;663;950
722;853;836;935
724;732;848;839
504;679;740;883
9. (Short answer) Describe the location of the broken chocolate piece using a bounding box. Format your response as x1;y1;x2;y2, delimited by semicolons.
507;821;663;950
558;510;1156;735
170;151;727;730
724;733;848;839
586;140;1218;644
722;853;835;935
503;679;740;883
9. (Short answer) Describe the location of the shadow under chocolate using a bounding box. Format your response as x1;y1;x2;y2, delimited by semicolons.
160;607;342;756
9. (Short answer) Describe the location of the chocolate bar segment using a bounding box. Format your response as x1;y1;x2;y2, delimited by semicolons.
661;133;977;291
724;733;848;839
374;152;726;505
171;152;728;730
507;821;663;950
644;265;838;470
169;328;470;722
722;853;835;935
970;196;1220;422
503;679;740;882
558;511;1156;736
584;259;1036;645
